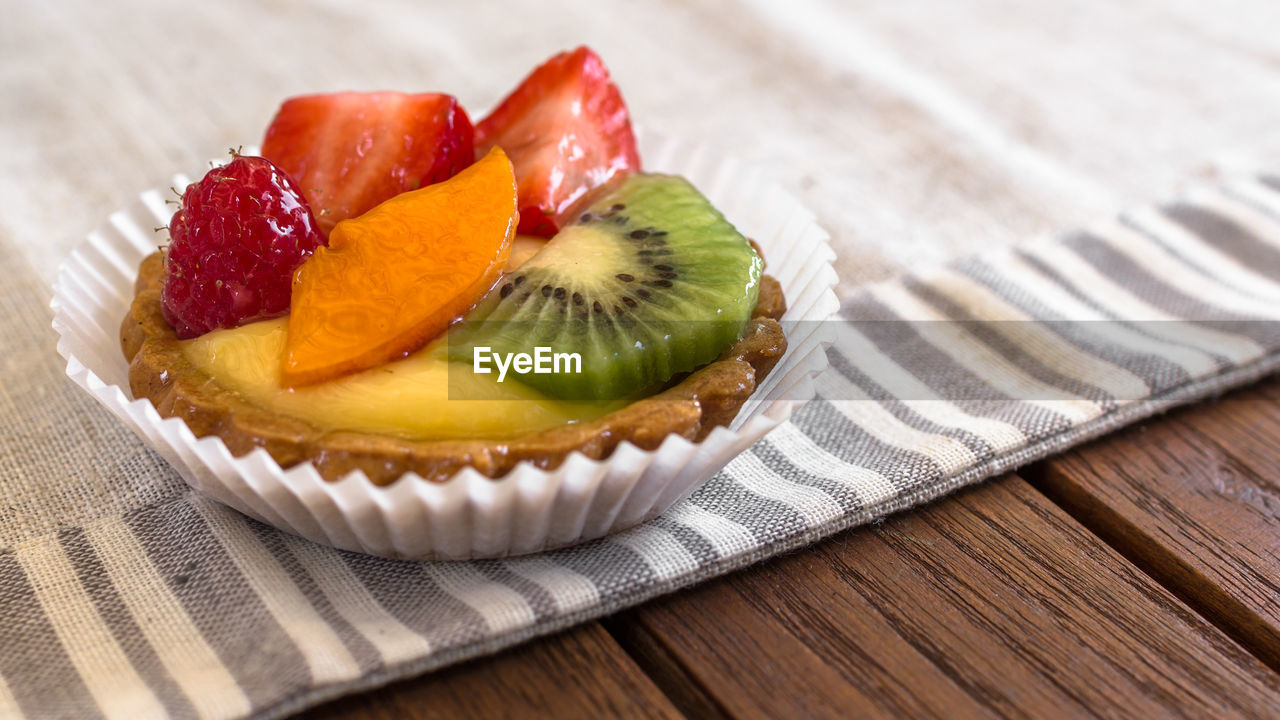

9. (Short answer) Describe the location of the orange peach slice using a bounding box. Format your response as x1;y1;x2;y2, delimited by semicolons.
283;147;517;386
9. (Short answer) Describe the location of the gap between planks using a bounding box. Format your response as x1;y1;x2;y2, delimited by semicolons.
1023;458;1280;675
1023;379;1280;677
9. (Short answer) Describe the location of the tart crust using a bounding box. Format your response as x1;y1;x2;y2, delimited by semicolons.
122;252;787;484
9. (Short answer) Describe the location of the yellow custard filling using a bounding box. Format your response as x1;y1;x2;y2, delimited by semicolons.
179;237;625;440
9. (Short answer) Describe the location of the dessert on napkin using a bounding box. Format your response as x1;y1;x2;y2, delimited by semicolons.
121;47;787;484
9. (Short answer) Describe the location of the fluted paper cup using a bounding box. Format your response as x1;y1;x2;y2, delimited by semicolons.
52;130;840;560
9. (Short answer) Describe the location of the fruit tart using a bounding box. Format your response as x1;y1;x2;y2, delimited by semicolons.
120;47;788;486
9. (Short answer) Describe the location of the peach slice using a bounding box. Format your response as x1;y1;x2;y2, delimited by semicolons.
283;147;517;386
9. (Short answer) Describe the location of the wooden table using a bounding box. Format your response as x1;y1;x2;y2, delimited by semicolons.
300;377;1280;719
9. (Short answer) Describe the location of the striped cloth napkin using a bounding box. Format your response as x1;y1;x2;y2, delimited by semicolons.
4;176;1280;719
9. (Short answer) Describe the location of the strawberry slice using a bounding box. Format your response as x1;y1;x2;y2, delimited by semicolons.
262;91;474;236
476;46;641;237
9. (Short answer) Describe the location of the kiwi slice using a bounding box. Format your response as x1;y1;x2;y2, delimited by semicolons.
448;173;762;402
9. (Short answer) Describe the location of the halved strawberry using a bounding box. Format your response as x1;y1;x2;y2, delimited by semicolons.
262;91;474;236
475;46;641;237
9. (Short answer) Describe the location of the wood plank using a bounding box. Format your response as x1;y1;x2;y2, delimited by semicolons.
1035;376;1280;671
298;622;684;720
607;475;1280;719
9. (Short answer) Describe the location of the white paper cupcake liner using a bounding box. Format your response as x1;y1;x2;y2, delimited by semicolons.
52;130;840;560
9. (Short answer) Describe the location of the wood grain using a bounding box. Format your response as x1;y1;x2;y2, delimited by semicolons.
607;475;1280;719
298;623;683;720
1035;375;1280;671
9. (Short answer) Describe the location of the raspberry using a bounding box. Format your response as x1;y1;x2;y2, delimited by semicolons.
162;154;325;338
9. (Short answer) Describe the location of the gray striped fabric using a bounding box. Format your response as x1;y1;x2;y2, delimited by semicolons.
6;177;1280;719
